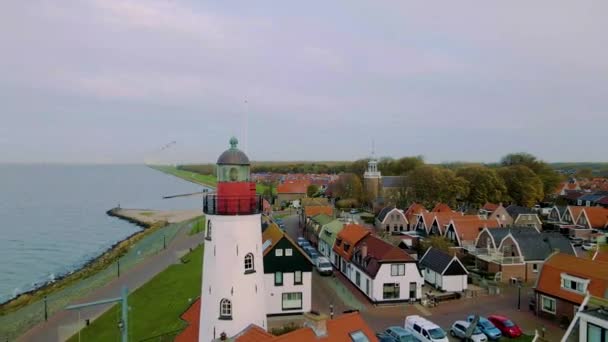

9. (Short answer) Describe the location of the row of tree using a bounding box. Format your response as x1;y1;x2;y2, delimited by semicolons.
329;153;563;208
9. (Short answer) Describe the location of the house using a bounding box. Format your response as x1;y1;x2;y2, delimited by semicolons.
576;207;608;229
474;227;574;283
561;190;586;205
562;206;586;225
404;203;427;230
431;203;452;213
506;205;543;230
479;202;499;216
487;204;513;227
333;224;423;303
577;192;608;207
306;213;334;247
554;179;581;197
546;205;567;224
300;205;334;232
318;219;344;259
419;247;468;292
375;206;408;234
428;212;467;236
176;302;379;342
562;295;608;342
276;182;309;206
262;224;313;316
534;253;608;322
444;216;500;247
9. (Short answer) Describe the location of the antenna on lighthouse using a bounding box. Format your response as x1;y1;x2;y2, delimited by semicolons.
371;139;375;159
243;100;249;154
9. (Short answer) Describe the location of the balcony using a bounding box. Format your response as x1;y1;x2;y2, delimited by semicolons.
203;194;263;215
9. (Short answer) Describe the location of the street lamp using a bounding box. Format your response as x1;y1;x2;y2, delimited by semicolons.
517;282;522;310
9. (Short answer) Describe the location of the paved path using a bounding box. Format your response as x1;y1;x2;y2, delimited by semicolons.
19;223;204;342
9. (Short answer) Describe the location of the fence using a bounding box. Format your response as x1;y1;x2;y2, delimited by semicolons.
0;220;193;341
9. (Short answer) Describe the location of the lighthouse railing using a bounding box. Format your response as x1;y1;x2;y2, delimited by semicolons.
203;194;263;215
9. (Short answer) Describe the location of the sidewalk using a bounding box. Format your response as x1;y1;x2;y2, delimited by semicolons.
19;225;204;342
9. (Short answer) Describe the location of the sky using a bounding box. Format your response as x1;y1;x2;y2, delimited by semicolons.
1;1;607;164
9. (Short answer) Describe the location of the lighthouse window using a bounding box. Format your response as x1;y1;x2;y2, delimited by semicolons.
205;221;212;241
219;299;232;320
244;253;255;274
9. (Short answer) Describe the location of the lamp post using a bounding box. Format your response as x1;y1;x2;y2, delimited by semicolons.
517;282;522;310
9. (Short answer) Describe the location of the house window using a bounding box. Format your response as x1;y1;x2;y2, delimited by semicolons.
205;221;212;240
219;298;232;319
282;292;302;310
275;249;283;257
532;263;538;273
285;248;293;256
244;253;254;274
560;274;589;294
366;279;370;295
383;283;400;299
355;271;361;286
294;271;302;285
386;225;390;232
391;264;406;276
275;272;283;286
541;295;556;314
587;323;608;342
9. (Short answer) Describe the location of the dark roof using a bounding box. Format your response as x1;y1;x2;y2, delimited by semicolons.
217;137;250;165
382;176;407;188
377;206;397;222
579;193;608;202
562;190;585;200
515;231;575;261
487;226;539;246
505;205;533;218
556;205;568;217
419;247;465;275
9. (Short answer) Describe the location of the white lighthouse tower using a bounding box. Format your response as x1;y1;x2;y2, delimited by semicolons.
199;137;267;341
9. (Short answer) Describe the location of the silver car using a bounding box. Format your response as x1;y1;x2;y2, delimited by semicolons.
450;320;487;342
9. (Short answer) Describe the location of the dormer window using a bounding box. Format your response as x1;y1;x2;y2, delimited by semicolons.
560;273;589;294
336;239;342;247
344;244;350;252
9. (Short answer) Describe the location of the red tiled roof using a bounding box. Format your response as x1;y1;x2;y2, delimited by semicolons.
536;253;608;305
277;182;309;194
568;206;586;222
361;235;413;263
431;203;452;213
333;224;370;261
272;312;378;342
594;251;608;263
236;325;274;341
175;298;201;342
304;205;334;217
432;212;465;233
482;202;499;211
580;207;608;228
448;217;496;243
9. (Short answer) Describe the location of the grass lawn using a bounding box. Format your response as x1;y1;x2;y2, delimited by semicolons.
189;217;206;235
68;246;203;341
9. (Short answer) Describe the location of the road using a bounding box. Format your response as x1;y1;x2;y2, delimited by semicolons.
19;222;204;342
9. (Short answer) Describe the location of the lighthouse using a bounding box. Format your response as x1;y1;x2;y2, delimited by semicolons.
199;137;267;341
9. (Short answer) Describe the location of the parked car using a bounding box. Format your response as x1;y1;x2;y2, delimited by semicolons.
487;315;522;338
298;240;311;249
582;242;597;251
296;237;307;245
465;316;502;340
570;237;584;247
316;257;333;276
376;332;396;342
350;208;359;214
449;321;487;342
385;326;419;342
304;246;319;260
404;315;448;342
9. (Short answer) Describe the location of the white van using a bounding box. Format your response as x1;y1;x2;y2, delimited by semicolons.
404;315;449;342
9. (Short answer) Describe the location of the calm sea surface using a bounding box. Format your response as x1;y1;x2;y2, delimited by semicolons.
0;164;205;303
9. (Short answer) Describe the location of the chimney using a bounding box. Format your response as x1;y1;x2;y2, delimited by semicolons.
361;243;368;259
304;311;328;337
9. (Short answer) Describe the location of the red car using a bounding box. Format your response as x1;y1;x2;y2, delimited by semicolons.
487;315;522;338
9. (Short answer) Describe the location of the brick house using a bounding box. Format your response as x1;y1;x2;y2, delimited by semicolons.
473;227;574;283
375;206;408;234
534;253;608;323
443;216;500;247
276;182;309;206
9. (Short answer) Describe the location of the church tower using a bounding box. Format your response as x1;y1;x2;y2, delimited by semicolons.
363;142;381;206
199;137;267;341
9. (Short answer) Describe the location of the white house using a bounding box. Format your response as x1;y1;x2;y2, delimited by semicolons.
262;224;313;316
333;224;423;303
418;247;468;293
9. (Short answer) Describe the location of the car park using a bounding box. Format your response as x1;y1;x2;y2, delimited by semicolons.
465;316;501;340
404;315;448;342
449;320;487;342
385;326;419;342
487;315;522;338
315;257;333;276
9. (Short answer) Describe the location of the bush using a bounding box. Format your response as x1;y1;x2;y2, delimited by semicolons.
336;198;359;208
271;322;300;336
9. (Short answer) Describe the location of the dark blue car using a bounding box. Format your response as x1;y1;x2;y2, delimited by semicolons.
466;315;502;340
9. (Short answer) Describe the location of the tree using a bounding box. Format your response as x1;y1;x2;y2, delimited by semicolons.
408;166;469;208
306;184;319;197
456;166;507;207
498;165;544;206
500;153;562;199
327;173;363;201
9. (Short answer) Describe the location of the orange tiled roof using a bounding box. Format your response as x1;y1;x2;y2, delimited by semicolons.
482;202;499;211
431;203;452;213
175;298;201;342
536;253;608;305
304;205;334;217
580;207;608;228
272;312;378;342
432;212;465;233
236;325;274;341
333;224;370;261
568;206;586;222
449;217;494;243
277;182;309;194
594;251;608;263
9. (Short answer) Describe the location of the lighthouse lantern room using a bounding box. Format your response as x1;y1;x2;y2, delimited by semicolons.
199;137;267;341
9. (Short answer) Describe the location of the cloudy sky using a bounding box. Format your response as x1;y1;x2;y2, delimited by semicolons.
1;1;607;164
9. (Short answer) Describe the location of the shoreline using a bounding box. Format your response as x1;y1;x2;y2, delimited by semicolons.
0;209;166;314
